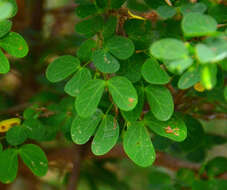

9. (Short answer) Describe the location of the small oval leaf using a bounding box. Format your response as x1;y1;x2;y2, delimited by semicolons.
64;68;92;97
92;115;119;155
0;148;18;184
123;122;156;167
106;36;135;60
145;113;187;142
46;55;80;83
71;110;103;144
108;76;138;111
142;58;170;85
0;32;28;58
150;38;188;60
182;12;217;37
19;144;48;177
146;85;174;121
93;49;120;73
75;79;105;117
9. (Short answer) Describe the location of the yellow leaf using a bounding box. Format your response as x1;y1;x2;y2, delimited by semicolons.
0;118;21;133
128;10;146;21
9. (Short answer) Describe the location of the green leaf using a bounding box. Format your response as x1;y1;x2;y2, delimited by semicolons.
118;53;145;83
178;66;201;89
196;44;215;63
5;0;18;18
200;64;217;90
95;0;108;9
106;36;135;60
75;79;105;117
0;32;28;58
77;39;96;62
91;115;119;155
180;3;207;15
142;58;170;85
19;144;48;177
0;0;17;20
192;180;215;190
146;85;174;121
127;0;149;12
208;4;227;23
123;122;156;167
75;16;103;37
165;56;193;74
179;115;205;151
75;3;97;18
93;49;120;73
150;38;188;60
0;148;18;184
0;19;12;38
182;13;217;37
110;0;126;9
0;49;10;74
46;55;80;83
0;143;2;152
145;113;187;142
102;16;117;40
64;68;92;97
205;157;227;177
176;168;195;187
6;126;27;146
71;110;103;144
0;1;13;20
23;119;45;141
224;86;227;102
121;87;144;122
157;5;176;19
108;76;138;111
144;0;164;9
203;37;227;62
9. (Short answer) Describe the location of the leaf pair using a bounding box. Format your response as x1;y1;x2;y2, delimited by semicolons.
75;76;138;118
93;36;135;73
0;32;29;74
6;119;46;146
0;144;48;184
71;113;119;156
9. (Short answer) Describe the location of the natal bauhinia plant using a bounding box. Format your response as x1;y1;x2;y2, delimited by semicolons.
0;0;227;188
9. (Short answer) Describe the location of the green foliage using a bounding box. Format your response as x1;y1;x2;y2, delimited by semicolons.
19;144;48;177
108;76;138;111
0;0;227;187
142;58;170;85
0;19;12;38
178;66;200;89
91;115;119;155
145;113;187;142
46;55;80;82
182;12;217;37
106;36;135;60
150;38;188;60
6;126;27;146
0;49;10;73
146;85;174;121
93;49;120;73
0;148;18;184
71;109;103;144
123;122;155;167
0;32;28;58
64;68;92;97
75;79;105;117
